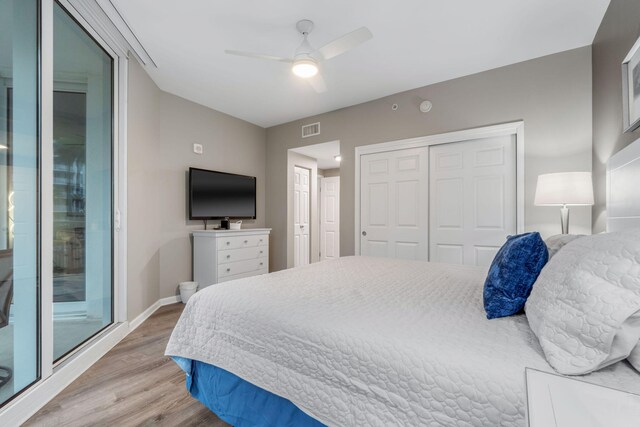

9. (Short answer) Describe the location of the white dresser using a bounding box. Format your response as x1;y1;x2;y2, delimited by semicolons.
192;228;271;288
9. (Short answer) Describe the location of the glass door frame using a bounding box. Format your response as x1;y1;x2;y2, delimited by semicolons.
0;0;127;419
0;1;127;418
43;0;127;371
51;2;114;363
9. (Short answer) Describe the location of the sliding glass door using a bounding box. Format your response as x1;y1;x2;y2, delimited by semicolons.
52;1;113;361
0;0;119;412
0;0;40;407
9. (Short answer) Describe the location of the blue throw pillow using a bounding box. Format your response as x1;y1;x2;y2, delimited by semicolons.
483;232;548;319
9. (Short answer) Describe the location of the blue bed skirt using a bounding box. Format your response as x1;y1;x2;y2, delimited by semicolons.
173;357;325;427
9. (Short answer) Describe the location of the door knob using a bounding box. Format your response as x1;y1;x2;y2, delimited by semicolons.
300;225;305;229
362;231;367;236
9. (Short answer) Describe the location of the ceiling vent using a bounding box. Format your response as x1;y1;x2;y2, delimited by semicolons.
302;122;320;138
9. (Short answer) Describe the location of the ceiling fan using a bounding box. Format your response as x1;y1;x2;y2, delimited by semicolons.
225;20;373;93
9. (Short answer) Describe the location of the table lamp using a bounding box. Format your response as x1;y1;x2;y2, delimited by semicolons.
534;172;594;234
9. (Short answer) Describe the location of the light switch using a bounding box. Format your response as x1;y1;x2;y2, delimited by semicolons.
193;143;203;154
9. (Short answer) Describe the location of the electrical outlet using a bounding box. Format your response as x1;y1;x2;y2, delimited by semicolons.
193;143;203;154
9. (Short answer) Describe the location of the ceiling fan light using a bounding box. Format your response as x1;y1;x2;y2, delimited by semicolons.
292;59;318;78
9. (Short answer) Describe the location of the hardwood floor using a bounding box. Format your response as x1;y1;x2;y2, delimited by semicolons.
25;304;229;427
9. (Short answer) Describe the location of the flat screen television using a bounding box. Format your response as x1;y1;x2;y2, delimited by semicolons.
189;168;257;220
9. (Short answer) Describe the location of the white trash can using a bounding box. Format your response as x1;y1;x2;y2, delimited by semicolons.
179;281;198;304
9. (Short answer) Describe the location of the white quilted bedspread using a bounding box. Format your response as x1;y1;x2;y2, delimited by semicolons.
165;256;640;426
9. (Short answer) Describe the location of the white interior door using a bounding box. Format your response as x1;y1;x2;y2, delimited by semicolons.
320;177;340;260
360;148;428;260
294;166;310;266
429;135;516;266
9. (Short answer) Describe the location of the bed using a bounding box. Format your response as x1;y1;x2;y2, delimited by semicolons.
166;256;640;426
166;139;640;426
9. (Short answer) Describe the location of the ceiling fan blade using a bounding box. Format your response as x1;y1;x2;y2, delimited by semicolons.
307;73;327;93
224;50;292;63
315;27;372;61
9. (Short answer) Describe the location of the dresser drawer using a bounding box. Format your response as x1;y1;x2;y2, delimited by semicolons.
219;246;267;264
216;234;268;250
217;258;267;279
218;268;269;283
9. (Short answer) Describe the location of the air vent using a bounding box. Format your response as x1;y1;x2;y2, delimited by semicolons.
301;122;320;138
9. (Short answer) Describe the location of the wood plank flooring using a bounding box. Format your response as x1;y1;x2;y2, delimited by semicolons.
25;304;229;427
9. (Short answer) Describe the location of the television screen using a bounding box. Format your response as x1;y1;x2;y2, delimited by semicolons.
189;168;256;220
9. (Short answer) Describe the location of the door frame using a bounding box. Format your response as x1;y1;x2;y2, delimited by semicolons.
354;121;525;256
47;0;128;365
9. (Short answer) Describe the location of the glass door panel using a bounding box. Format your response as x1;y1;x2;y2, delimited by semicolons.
0;0;40;407
52;2;113;361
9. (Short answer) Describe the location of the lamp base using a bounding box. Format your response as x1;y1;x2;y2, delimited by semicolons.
560;205;569;235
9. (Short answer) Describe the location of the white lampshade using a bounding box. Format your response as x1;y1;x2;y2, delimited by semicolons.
534;172;594;206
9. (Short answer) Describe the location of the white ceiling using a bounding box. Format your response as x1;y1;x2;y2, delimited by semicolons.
291;140;341;169
112;0;610;128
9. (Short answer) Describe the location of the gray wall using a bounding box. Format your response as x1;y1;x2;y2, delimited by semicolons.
127;57;161;320
266;47;593;272
592;0;640;233
127;58;266;319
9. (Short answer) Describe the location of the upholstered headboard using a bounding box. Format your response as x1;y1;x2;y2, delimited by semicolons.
607;138;640;231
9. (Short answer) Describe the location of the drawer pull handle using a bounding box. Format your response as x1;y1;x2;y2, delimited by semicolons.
226;255;231;259
244;240;248;244
226;241;230;245
226;268;231;272
260;262;263;266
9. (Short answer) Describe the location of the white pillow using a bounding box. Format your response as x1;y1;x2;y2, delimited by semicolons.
525;230;640;375
544;234;584;259
628;346;640;371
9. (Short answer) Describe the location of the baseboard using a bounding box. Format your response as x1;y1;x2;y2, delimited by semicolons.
129;295;181;332
0;296;183;425
0;323;129;426
160;295;181;306
128;300;161;332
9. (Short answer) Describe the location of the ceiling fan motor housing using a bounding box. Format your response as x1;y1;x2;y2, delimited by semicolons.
294;20;315;59
296;19;314;35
